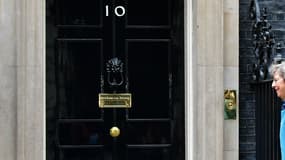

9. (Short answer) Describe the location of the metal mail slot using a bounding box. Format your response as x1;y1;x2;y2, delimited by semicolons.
99;93;132;108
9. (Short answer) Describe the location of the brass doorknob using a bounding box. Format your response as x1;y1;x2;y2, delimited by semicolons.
110;126;120;138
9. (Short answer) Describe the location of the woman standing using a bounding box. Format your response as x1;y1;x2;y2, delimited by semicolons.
270;62;285;160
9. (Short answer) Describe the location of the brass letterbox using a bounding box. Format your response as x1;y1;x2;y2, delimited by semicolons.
99;93;132;108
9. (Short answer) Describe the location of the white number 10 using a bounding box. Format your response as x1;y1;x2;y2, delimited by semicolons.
105;5;126;17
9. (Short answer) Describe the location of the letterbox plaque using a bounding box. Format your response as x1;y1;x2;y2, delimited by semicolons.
99;93;132;108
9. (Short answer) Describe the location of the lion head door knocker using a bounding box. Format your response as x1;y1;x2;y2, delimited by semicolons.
98;57;132;108
106;57;124;89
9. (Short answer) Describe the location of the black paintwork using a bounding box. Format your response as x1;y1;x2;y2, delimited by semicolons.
46;0;184;160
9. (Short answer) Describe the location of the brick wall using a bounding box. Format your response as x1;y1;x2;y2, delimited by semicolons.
239;0;285;159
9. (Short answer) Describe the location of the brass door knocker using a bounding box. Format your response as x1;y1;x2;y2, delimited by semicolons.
106;57;124;87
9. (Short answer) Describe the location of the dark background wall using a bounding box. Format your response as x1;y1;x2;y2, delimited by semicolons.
239;0;285;159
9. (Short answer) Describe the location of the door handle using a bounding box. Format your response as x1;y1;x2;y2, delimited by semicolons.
110;126;120;138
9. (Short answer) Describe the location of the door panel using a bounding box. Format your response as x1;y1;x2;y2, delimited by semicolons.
126;121;171;144
128;40;170;118
56;39;103;118
126;0;170;26
58;122;105;145
127;148;171;160
57;0;102;26
60;149;104;160
46;0;184;160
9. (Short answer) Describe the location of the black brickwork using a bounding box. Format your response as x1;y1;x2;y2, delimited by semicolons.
239;0;285;159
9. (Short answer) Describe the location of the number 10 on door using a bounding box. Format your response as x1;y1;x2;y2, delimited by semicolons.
105;5;126;17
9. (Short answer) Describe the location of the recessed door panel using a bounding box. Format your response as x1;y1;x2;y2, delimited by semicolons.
127;148;171;160
126;0;170;26
56;40;102;119
126;121;171;144
58;122;105;145
60;149;104;160
57;0;102;26
127;40;170;118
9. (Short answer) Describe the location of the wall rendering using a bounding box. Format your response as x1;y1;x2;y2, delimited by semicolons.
0;0;240;159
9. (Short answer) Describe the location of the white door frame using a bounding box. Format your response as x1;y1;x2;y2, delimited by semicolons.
15;0;195;160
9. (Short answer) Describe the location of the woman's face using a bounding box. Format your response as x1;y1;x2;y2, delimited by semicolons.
272;73;285;100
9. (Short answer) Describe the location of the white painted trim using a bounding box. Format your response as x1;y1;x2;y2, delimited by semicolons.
185;0;195;160
41;2;46;160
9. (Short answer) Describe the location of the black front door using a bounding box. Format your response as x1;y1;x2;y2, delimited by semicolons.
46;0;184;160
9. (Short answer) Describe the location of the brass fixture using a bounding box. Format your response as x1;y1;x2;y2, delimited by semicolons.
110;126;120;138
